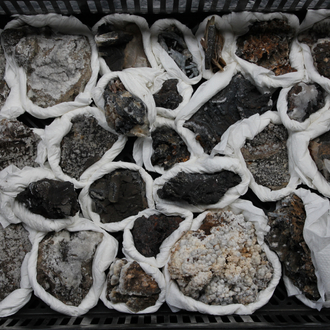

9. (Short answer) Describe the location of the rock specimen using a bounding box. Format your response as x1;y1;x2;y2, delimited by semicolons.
168;210;274;305
89;169;148;223
37;230;103;306
157;170;241;205
151;126;190;170
131;214;184;257
287;82;325;122
241;123;290;190
59;115;119;179
153;79;183;110
106;259;161;312
236;18;296;76
158;25;199;78
265;194;320;300
0;223;32;301
16;179;80;219
0;44;10;109
184;74;273;154
95;23;150;71
1;26;92;108
103;78;149;136
0;118;41;171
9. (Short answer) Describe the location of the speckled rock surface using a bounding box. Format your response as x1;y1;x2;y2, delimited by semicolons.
0;223;32;301
0;45;10;109
0;118;41;171
265;194;319;301
153;79;183;110
1;26;92;108
107;259;160;312
241;123;290;190
60;115;119;179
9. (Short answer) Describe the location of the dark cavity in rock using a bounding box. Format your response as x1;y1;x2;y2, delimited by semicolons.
132;214;184;257
60;115;118;180
241;123;290;190
151;126;190;170
183;73;273;154
0;118;41;171
37;230;103;306
104;78;149;136
157;170;242;205
16;178;80;219
153;79;183;110
107;259;160;313
236;19;296;76
265;194;320;301
89;169;148;223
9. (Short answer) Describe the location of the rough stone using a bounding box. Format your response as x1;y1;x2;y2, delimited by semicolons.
0;118;41;171
157;170;242;205
265;194;320;301
0;45;10;109
37;230;103;306
153;79;183;110
107;259;160;312
183;74;273;154
16;179;80;219
0;223;32;301
89;169;149;223
59;115;118;180
236;18;296;76
241;123;290;190
312;41;330;79
1;26;92;108
103;78;149;136
131;214;184;257
151;126;190;170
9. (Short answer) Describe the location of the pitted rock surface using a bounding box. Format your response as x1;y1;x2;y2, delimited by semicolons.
0;45;10;109
153;79;183;110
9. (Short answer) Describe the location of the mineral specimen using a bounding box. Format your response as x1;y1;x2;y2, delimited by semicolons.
241;123;290;190
168;210;274;305
16;178;80;219
59;115;118;179
287;82;325;122
236;19;296;75
183;74;273;154
107;259;160;312
0;44;10;109
0;223;32;301
0;118;41;171
131;214;184;257
157;170;241;205
89;169;148;223
153;79;183;110
151;126;190;170
158;25;199;78
37;230;103;306
265;194;320;300
103;78;149;136
96;23;150;71
1;26;92;108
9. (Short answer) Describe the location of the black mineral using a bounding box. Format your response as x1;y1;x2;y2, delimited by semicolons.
153;79;183;110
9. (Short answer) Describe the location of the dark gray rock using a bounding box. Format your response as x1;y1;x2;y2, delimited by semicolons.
153;79;183;110
0;44;10;109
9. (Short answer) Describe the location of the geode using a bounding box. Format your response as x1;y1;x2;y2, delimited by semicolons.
0;118;41;171
236;18;296;76
107;259;160;312
37;230;103;306
103;78;149;136
0;223;32;301
287;82;325;122
16;179;80;219
153;79;183;110
157;170;242;205
1;26;92;108
241;123;290;190
183;74;273;154
89;169;149;223
95;23;150;71
131;214;184;257
265;193;320;301
0;44;10;109
59;115;119;179
151;126;190;170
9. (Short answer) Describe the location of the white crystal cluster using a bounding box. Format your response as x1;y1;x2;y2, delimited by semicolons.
168;210;273;305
